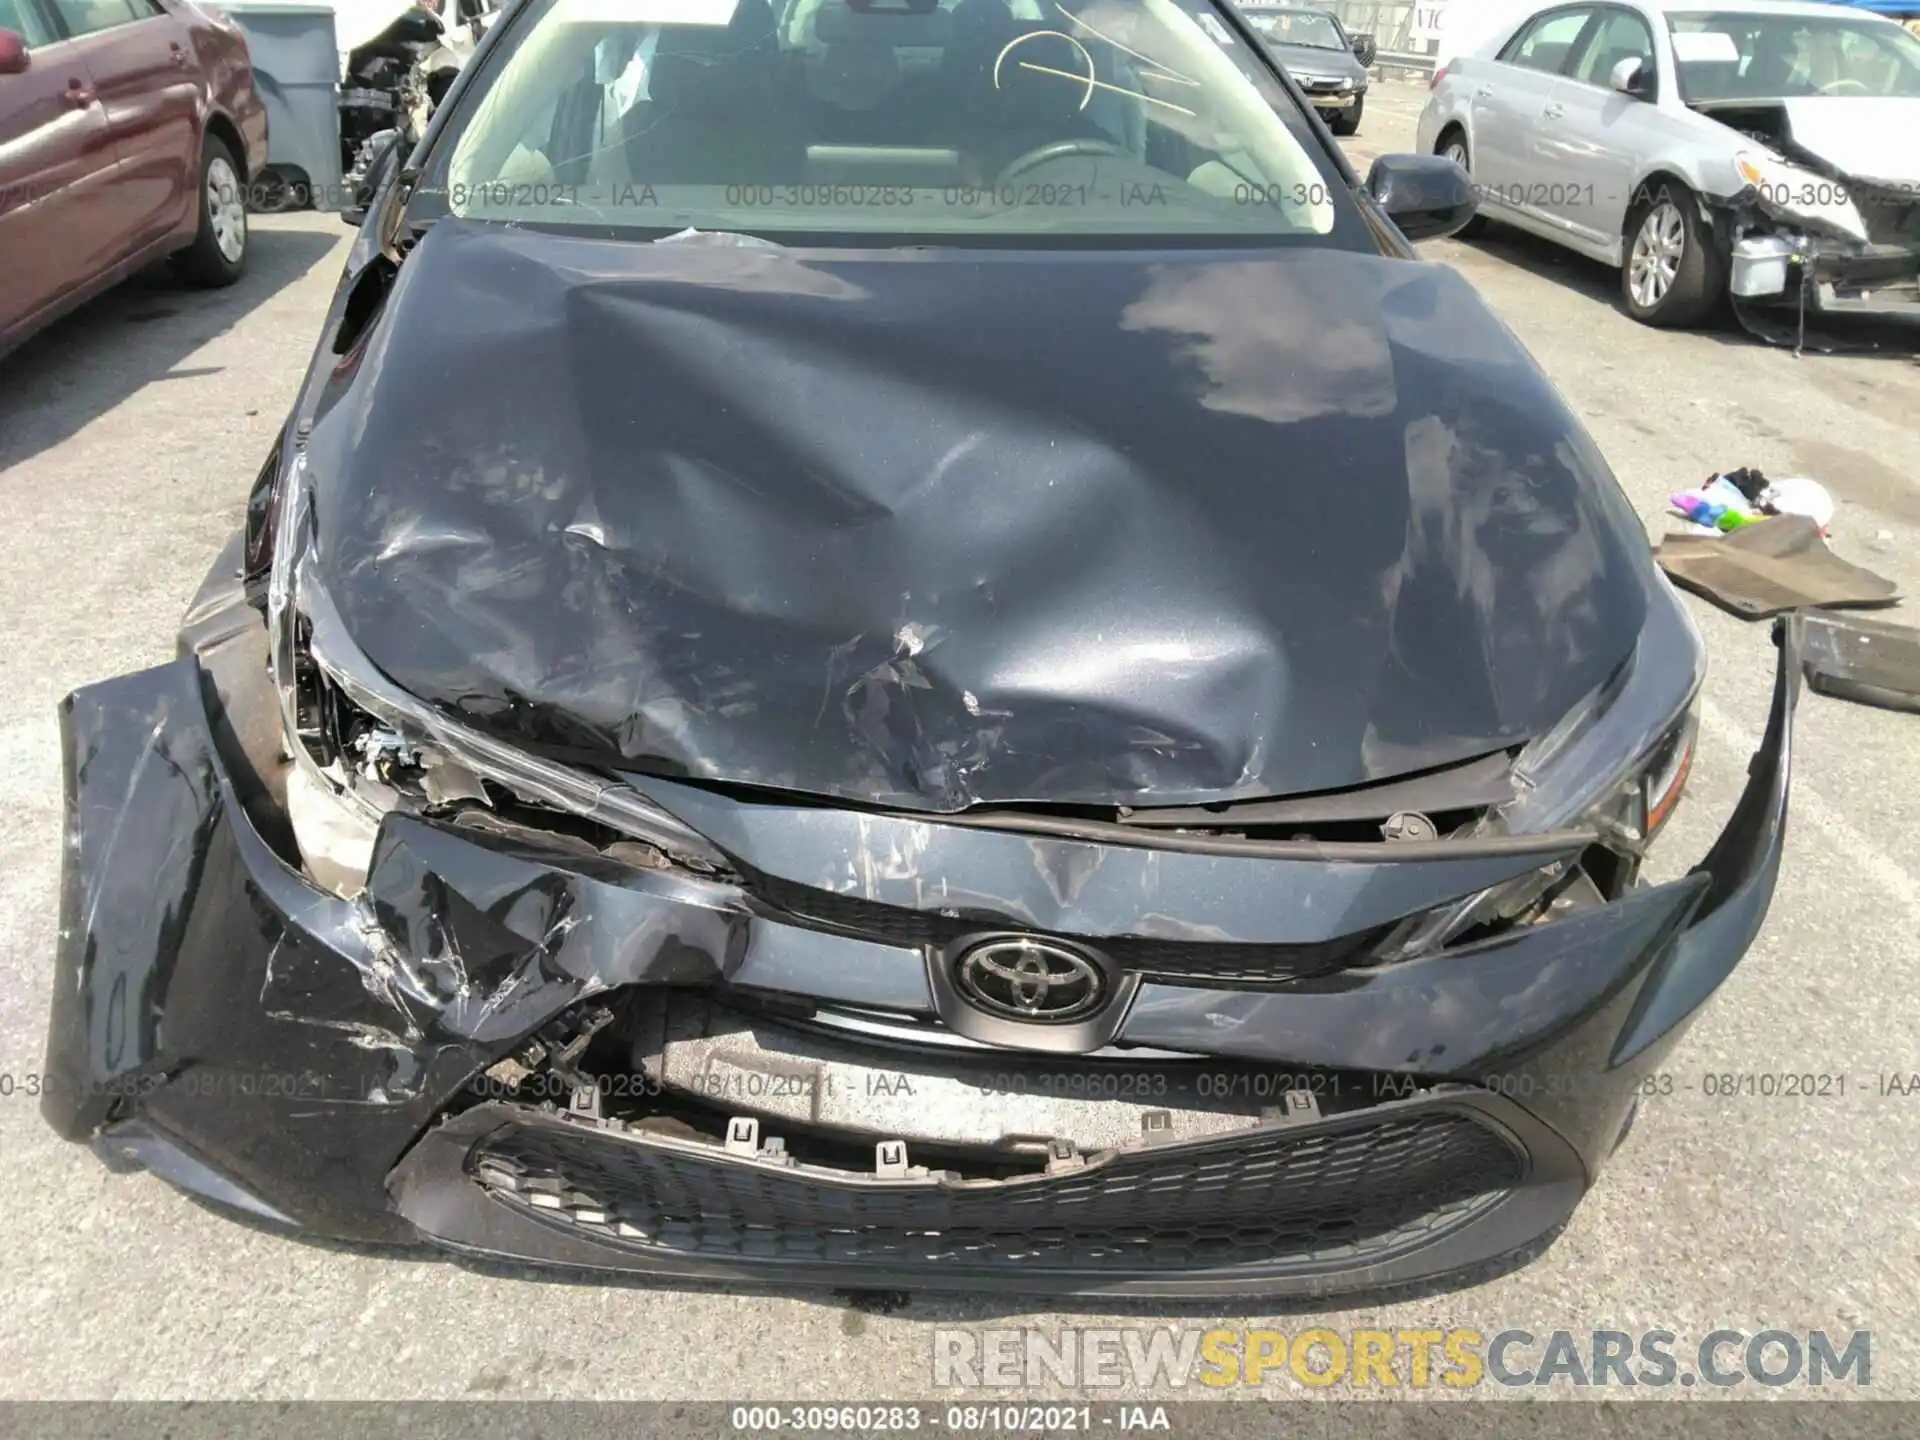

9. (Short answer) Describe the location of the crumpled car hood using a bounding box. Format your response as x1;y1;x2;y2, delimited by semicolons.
303;219;1653;813
1773;98;1920;185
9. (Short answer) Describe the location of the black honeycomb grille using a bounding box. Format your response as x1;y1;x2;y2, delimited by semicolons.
472;1109;1523;1270
745;872;1387;987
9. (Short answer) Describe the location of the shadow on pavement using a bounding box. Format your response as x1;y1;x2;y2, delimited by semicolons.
0;223;342;469
1451;220;1647;312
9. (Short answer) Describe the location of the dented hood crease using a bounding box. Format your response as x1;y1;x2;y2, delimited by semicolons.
304;220;1652;814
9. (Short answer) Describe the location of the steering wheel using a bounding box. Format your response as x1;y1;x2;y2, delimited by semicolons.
997;137;1134;184
1818;77;1871;94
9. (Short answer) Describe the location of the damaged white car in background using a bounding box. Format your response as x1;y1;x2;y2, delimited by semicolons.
1418;0;1920;332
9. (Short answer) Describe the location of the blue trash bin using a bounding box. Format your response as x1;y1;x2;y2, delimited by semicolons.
224;2;347;211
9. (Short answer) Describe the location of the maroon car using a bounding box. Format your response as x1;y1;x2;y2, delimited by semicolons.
0;0;267;356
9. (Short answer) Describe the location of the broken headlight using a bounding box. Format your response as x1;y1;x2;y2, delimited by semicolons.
267;452;730;897
1736;151;1869;244
1618;703;1697;842
1380;585;1705;959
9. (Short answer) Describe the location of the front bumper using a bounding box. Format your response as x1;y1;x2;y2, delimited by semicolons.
1729;233;1920;319
1303;85;1364;110
42;584;1803;1297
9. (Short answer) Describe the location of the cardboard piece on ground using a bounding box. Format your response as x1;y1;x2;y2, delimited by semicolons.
1654;515;1900;619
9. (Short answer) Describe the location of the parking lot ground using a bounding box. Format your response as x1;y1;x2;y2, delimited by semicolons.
1;81;1918;1401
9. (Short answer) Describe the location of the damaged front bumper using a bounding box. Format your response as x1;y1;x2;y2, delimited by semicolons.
1721;171;1920;325
1301;85;1364;111
41;577;1803;1296
1731;231;1920;317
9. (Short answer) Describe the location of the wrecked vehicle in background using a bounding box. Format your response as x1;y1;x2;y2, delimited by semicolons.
1237;1;1372;134
232;0;495;210
337;0;493;195
1418;0;1920;331
45;0;1802;1298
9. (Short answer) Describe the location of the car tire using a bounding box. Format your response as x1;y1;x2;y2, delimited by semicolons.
172;133;249;289
1330;95;1362;136
1621;180;1723;328
1435;129;1488;238
249;164;312;215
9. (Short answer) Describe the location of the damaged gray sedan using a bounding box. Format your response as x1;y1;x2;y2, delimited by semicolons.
46;0;1803;1298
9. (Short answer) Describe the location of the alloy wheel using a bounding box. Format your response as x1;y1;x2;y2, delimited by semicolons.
1628;201;1685;311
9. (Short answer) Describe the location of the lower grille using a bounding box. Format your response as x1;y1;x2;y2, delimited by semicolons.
471;1107;1523;1271
746;872;1386;987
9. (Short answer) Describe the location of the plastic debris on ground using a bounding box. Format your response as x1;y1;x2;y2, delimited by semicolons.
1760;476;1836;533
1800;611;1920;714
1669;473;1761;532
1667;468;1834;537
1654;514;1901;619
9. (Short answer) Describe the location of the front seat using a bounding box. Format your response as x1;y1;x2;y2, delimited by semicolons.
624;0;798;185
1744;36;1801;95
804;0;954;145
942;0;1018;115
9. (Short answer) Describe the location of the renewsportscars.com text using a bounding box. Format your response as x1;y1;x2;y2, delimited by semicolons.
932;1327;1871;1390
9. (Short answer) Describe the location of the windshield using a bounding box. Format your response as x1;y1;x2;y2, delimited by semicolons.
1245;9;1343;49
1669;11;1920;100
410;0;1347;240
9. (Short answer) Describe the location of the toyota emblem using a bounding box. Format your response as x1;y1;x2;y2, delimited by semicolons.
952;939;1107;1023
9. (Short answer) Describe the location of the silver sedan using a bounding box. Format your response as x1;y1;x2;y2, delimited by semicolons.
1417;0;1920;327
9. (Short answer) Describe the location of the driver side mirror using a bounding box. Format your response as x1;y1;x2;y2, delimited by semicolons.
341;130;403;227
1366;154;1478;242
0;29;30;74
1349;31;1377;67
1609;55;1654;99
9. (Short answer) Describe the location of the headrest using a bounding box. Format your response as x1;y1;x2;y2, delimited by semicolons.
650;48;767;111
804;36;903;107
727;0;776;45
814;0;952;46
950;0;1015;40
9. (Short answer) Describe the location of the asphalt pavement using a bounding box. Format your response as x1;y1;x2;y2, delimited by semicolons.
1;80;1917;1402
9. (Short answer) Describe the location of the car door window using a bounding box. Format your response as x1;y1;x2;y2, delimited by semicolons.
1499;8;1595;74
1571;7;1655;90
0;0;55;44
46;0;145;37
